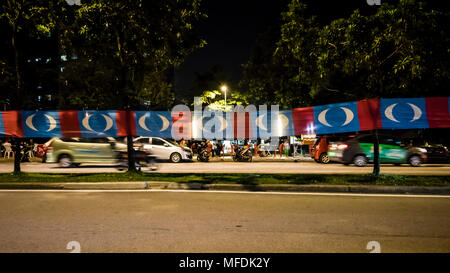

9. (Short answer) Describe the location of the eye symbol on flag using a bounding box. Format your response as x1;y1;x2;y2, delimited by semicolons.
318;107;354;127
256;114;267;131
158;114;170;132
26;114;57;132
138;114;151;131
82;113;113;132
385;103;422;123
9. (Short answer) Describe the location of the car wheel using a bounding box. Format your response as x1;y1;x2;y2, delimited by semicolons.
319;153;330;164
58;154;73;168
353;155;367;167
409;155;422;167
170;152;182;163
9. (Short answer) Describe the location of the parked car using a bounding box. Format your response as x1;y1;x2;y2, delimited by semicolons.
327;134;427;167
133;137;192;163
45;137;127;167
420;144;450;163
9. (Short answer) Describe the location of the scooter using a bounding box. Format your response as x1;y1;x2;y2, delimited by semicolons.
232;146;253;162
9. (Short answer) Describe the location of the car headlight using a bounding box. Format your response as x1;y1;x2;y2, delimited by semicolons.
418;148;427;153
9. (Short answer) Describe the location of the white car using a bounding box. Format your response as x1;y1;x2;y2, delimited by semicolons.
133;137;192;163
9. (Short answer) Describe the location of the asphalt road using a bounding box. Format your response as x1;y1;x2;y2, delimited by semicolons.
0;190;449;253
1;160;450;175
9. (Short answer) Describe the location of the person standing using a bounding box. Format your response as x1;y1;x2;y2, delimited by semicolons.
283;140;290;157
217;140;223;158
206;140;212;157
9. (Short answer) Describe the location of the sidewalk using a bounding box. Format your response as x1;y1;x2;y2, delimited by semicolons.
1;181;449;195
204;155;315;162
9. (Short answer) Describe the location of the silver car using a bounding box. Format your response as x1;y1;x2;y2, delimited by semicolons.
133;137;192;163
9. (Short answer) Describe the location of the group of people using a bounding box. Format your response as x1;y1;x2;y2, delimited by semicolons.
177;138;301;158
0;139;37;160
179;139;225;158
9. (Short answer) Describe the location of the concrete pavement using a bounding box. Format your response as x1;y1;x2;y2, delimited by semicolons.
0;190;448;252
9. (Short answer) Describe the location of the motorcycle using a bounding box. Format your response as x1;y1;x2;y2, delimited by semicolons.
197;142;210;162
233;146;253;162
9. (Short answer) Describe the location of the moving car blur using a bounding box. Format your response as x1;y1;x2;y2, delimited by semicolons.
45;137;127;167
327;134;427;167
311;136;352;164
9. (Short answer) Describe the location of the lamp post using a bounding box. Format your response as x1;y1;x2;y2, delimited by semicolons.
221;85;227;111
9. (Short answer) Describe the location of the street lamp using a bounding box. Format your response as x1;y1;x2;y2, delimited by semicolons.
220;85;227;111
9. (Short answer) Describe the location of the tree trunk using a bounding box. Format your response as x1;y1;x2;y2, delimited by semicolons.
126;135;136;172
373;130;380;176
13;139;21;174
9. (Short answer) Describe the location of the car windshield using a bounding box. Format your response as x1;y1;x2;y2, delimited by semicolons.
165;139;181;147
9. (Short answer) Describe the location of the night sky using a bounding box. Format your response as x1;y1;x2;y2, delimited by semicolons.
173;0;378;95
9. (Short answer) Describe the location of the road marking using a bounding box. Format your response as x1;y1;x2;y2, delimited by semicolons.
0;189;449;198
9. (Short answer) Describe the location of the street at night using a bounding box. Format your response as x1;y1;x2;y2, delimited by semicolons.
0;190;448;253
1;0;449;267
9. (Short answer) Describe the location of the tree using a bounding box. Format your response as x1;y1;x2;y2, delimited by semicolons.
240;0;450;107
74;0;206;170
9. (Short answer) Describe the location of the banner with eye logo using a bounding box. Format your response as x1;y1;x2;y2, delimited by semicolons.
0;96;450;139
77;110;125;138
380;98;429;129
134;111;173;138
313;101;360;134
22;111;62;138
255;110;295;138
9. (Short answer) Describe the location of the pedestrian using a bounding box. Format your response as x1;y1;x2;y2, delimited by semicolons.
284;140;290;157
212;142;217;157
206;140;212;157
180;139;186;147
278;142;283;158
217;140;223;158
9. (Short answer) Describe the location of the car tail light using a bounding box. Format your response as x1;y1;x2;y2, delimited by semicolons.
337;144;348;150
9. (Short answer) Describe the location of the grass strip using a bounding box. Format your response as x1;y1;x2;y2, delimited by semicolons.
0;172;449;187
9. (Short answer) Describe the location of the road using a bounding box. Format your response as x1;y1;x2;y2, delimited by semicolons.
0;190;449;253
1;160;450;175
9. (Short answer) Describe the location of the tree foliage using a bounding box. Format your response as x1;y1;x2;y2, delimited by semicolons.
0;0;206;110
240;0;450;108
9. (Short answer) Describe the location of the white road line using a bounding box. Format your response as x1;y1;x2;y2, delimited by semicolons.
0;189;449;198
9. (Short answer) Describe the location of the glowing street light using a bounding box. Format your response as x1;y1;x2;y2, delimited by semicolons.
220;85;227;111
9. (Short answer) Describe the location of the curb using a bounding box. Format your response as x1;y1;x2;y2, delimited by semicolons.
0;181;449;195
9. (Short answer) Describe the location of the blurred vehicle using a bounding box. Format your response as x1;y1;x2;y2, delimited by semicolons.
327;134;427;167
311;136;352;163
116;149;158;171
420;144;450;163
36;139;53;162
133;137;192;163
45;137;126;167
311;136;330;163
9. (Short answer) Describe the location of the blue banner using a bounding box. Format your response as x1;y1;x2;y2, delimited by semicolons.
78;111;119;138
380;98;429;129
135;111;172;138
22;111;62;138
313;101;360;134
